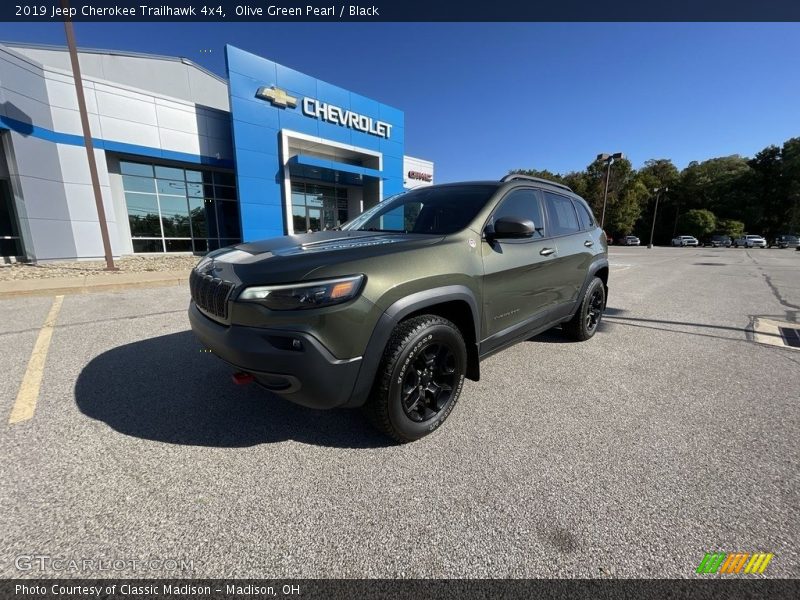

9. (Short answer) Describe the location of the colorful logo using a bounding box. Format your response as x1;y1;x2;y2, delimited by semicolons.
696;552;774;574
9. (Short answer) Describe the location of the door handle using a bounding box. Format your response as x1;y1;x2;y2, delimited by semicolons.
540;247;556;256
584;240;594;247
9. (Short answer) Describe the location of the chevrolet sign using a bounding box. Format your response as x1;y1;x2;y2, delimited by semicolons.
302;98;393;139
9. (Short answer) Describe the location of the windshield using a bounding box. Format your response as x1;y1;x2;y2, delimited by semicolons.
341;184;498;235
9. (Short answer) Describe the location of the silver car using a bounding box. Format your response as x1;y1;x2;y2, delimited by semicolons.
671;235;699;247
733;235;767;248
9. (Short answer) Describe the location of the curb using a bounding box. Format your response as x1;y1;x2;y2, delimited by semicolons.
0;273;190;298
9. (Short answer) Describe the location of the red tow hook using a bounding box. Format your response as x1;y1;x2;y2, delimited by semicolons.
232;371;255;385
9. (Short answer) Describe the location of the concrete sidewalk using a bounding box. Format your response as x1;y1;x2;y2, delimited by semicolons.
0;269;189;298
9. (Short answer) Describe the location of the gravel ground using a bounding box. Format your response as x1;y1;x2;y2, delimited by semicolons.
0;247;797;579
0;255;199;281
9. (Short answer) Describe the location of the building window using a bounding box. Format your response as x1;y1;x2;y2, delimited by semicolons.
291;182;347;232
121;160;240;253
0;179;23;257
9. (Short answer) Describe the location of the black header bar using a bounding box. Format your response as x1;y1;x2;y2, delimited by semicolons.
3;1;800;22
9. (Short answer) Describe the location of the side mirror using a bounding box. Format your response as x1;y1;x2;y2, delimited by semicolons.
490;216;536;240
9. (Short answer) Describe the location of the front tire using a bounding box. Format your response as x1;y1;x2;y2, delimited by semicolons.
365;315;467;443
563;277;606;341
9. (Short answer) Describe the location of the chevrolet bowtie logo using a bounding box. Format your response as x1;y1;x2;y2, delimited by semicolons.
255;86;297;108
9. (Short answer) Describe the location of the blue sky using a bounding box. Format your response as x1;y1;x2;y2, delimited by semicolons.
2;22;799;183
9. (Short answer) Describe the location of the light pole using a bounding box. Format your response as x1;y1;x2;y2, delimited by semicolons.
61;0;116;270
597;152;624;229
648;186;668;249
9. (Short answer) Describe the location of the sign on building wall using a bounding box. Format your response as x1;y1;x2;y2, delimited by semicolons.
403;156;434;189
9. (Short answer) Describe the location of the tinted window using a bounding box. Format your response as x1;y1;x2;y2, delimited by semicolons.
342;184;498;235
573;199;595;230
544;191;580;236
492;189;545;239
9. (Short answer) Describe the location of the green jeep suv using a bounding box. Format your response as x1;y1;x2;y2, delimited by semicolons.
189;174;609;442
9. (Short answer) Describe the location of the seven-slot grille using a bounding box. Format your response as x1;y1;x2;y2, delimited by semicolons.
190;269;234;320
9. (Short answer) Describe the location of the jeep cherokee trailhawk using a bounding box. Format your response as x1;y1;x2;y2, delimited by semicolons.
189;174;609;442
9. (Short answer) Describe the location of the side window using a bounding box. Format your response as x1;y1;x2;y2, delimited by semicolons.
573;199;595;231
544;191;580;236
492;189;545;239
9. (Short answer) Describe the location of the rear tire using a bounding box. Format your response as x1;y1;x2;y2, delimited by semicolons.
562;277;606;342
364;315;467;443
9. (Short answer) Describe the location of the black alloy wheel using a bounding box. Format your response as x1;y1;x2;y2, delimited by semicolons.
585;286;604;334
400;342;457;422
366;315;467;443
563;276;606;342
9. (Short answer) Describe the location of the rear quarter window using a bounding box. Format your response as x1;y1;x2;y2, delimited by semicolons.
573;199;595;231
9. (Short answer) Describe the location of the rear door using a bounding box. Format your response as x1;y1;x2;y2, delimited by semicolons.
541;190;593;318
480;187;561;350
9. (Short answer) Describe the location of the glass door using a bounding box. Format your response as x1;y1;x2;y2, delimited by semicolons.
307;208;321;232
0;179;22;257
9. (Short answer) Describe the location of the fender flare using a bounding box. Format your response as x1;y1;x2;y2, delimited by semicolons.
569;258;610;318
344;285;480;407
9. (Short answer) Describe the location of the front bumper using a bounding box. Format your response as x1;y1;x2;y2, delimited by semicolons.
189;302;362;409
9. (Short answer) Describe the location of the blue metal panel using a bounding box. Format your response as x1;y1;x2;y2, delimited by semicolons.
226;44;406;241
316;119;354;146
236;176;283;205
291;155;383;180
277;109;318;137
316;81;351;110
380;138;405;159
229;121;279;154
235;148;281;179
276;63;318;99
229;95;281;130
226;45;278;82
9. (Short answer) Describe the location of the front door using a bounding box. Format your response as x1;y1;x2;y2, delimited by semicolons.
480;188;562;353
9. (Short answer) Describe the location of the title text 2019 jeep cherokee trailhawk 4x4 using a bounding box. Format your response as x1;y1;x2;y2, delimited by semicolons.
189;174;609;442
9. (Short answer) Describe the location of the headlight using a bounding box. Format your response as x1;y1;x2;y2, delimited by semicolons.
238;275;365;310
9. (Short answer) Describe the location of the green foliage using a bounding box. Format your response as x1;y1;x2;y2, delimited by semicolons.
510;135;800;243
717;219;745;238
678;209;717;238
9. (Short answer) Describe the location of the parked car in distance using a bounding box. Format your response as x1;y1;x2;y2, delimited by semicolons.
769;234;799;249
671;235;699;247
618;235;640;246
733;234;767;248
702;234;732;247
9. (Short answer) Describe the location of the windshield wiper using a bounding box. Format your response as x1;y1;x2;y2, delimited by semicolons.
361;228;408;233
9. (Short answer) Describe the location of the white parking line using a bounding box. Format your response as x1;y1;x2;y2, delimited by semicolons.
8;295;64;424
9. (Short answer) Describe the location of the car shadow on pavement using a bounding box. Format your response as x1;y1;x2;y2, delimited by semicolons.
528;306;623;343
74;331;393;449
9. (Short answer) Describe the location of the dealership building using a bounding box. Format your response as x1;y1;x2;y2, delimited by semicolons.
0;42;434;261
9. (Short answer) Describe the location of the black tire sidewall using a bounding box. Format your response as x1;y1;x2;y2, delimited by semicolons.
579;278;606;339
386;324;466;440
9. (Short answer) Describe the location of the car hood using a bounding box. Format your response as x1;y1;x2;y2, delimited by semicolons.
195;231;445;285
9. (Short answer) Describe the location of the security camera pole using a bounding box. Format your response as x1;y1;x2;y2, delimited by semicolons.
648;186;668;249
61;0;116;270
597;152;624;229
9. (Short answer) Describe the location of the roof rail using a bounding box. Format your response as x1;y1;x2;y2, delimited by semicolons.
501;173;573;192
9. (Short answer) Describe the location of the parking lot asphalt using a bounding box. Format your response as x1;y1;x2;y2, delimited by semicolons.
0;247;798;579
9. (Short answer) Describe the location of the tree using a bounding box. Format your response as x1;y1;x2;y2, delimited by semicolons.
717;219;745;238
508;135;800;240
678;209;717;238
